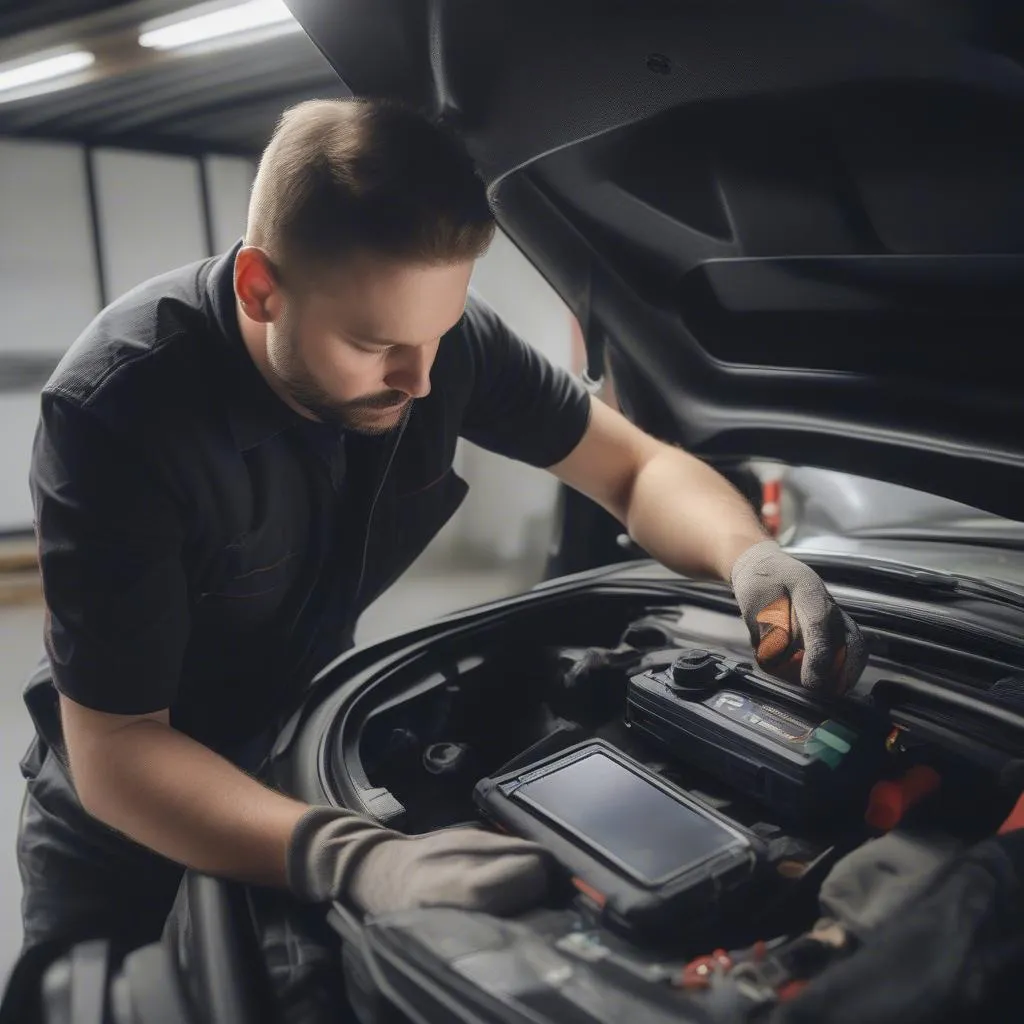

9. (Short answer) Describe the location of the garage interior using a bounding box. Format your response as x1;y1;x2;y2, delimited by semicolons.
0;0;580;980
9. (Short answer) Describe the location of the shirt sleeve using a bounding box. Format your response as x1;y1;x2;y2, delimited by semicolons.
458;292;593;468
31;392;190;715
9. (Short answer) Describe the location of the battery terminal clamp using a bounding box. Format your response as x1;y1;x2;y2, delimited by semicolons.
668;647;728;694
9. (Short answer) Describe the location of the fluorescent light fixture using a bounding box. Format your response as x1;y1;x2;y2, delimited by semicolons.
139;0;300;52
0;48;95;95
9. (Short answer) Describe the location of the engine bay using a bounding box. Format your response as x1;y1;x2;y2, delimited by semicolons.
326;590;1024;1020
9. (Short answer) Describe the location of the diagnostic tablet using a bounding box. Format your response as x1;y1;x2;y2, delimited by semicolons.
474;740;758;938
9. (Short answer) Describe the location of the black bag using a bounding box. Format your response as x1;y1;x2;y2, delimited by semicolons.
773;829;1024;1024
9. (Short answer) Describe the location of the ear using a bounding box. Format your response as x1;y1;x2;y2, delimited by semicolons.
235;246;282;324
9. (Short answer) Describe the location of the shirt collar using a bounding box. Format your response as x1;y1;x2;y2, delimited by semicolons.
203;240;306;452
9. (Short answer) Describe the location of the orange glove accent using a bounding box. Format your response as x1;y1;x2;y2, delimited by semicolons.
755;596;847;687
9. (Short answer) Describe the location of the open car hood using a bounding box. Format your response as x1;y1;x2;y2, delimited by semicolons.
287;0;1024;521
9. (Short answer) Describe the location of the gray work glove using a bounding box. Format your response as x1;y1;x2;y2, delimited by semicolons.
730;540;867;694
287;806;551;917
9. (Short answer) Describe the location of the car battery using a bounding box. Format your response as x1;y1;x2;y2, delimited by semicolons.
626;648;881;824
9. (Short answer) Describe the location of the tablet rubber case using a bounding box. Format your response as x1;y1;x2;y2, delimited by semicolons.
473;740;758;938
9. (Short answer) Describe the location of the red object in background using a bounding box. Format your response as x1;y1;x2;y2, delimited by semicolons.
998;791;1024;835
778;980;810;1002
762;478;782;537
865;765;942;831
677;949;734;990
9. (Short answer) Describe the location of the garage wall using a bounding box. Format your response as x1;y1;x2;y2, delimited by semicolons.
0;394;48;534
0;139;100;532
0;139;255;533
0;139;99;356
458;232;574;567
0;139;567;565
204;154;255;252
92;149;209;299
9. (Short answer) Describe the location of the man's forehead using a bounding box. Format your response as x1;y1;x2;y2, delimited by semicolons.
310;256;473;343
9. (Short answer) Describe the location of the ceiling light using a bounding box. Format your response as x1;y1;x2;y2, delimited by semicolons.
138;0;301;53
0;48;95;96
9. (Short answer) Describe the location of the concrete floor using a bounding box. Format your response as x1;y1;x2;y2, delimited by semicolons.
0;561;533;988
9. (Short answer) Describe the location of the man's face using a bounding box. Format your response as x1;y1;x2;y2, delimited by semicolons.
238;249;474;434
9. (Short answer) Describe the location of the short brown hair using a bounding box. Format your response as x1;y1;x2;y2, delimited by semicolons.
246;98;495;277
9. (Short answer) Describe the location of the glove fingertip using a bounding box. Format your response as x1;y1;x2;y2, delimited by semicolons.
839;613;869;689
799;664;828;693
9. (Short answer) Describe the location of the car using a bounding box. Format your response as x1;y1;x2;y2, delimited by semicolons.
5;1;1024;1022
776;465;1024;549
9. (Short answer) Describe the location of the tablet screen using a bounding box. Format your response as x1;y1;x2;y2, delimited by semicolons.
513;750;742;885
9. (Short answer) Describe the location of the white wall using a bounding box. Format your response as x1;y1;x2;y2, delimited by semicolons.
0;140;257;533
0;394;43;533
457;230;575;566
204;154;255;252
0;139;99;355
92;148;209;298
0;138;102;532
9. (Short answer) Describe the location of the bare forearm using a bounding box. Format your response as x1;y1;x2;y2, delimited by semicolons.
625;445;767;581
71;721;308;887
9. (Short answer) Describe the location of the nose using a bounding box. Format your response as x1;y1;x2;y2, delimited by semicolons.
385;346;433;399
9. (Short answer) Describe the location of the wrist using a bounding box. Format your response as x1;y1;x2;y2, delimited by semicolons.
286;804;399;904
286;804;344;899
718;533;775;584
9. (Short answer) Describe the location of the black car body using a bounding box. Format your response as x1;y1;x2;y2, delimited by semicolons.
7;2;1024;1022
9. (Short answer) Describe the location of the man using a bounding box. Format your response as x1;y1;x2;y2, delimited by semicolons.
17;98;866;958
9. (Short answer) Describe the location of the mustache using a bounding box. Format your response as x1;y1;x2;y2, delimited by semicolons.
347;390;409;411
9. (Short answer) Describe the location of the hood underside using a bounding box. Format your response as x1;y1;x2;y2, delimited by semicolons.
287;0;1024;521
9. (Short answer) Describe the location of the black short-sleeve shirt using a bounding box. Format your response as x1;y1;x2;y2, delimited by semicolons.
30;243;591;752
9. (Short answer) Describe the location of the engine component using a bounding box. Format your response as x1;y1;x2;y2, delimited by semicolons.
864;766;941;832
546;613;693;726
627;650;883;824
669;647;728;694
620;612;689;650
1000;790;1024;835
549;645;643;726
422;742;470;776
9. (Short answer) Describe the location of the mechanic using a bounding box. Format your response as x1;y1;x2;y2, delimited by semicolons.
16;98;866;957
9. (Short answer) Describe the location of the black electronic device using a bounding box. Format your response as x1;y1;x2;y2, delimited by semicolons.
473;740;759;939
627;649;881;824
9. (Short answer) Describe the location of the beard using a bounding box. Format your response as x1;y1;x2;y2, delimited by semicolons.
268;333;410;435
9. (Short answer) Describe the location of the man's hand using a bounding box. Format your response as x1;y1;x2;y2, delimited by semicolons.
288;806;551;917
730;540;867;694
